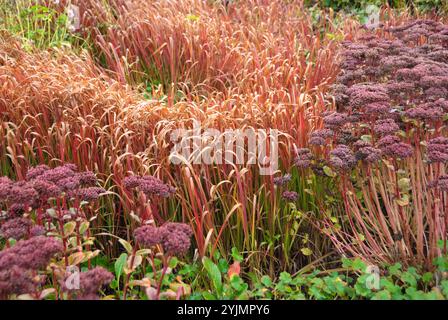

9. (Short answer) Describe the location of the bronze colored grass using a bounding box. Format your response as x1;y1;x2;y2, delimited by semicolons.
0;0;382;274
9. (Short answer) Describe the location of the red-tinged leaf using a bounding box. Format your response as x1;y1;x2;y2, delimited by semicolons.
228;261;241;279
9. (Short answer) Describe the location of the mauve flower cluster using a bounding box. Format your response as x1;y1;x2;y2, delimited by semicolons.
0;217;32;240
309;129;333;146
294;148;313;169
435;175;448;191
0;164;104;216
373;119;399;136
353;140;382;163
0;236;63;270
428;174;448;191
123;175;176;198
0;236;63;297
427;137;448;163
134;225;162;247
273;174;291;187
329;145;357;171
323;112;347;129
378;136;413;159
134;222;193;256
0;265;36;298
62;267;113;300
282;191;298;202
273;169;299;202
309;20;448;172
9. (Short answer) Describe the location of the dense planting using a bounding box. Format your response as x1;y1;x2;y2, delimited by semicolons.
303;19;448;269
0;0;448;300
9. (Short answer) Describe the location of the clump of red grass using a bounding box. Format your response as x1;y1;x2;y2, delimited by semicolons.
0;0;366;274
0;31;147;255
77;0;344;96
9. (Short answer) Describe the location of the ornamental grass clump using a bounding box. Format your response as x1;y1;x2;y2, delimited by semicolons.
0;1;356;272
307;19;448;269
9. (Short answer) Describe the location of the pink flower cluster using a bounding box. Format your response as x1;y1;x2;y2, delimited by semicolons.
427;137;448;163
308;19;448;172
62;267;113;300
0;236;63;297
329;145;357;171
294;148;313;169
134;222;193;256
282;191;298;202
353;141;382;163
123;175;176;198
0;164;104;216
0;217;33;240
272;170;298;202
273;174;292;187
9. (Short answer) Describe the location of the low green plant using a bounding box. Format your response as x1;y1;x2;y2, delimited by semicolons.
306;0;448;22
411;0;448;14
0;1;84;49
191;249;448;300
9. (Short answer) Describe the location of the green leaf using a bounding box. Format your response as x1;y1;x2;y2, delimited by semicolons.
380;278;402;299
118;238;133;254
203;257;222;295
169;257;178;269
405;287;425;300
372;290;391;300
300;247;313;256
109;279;118;289
440;280;448;297
434;256;448;272
401;271;417;288
437;239;447;249
388;263;402;276
422;272;433;284
352;258;367;272
323;166;337;178
341;258;353;268
354;276;372;297
261;275;273;287
279;272;293;284
63;221;76;236
114;253;128;282
202;292;216;300
79;221;90;235
231;247;243;262
230;275;245;292
218;258;229;273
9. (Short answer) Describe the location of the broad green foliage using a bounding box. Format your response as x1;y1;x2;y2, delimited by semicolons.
308;0;446;12
306;0;448;20
0;2;85;49
190;253;448;300
412;0;448;13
